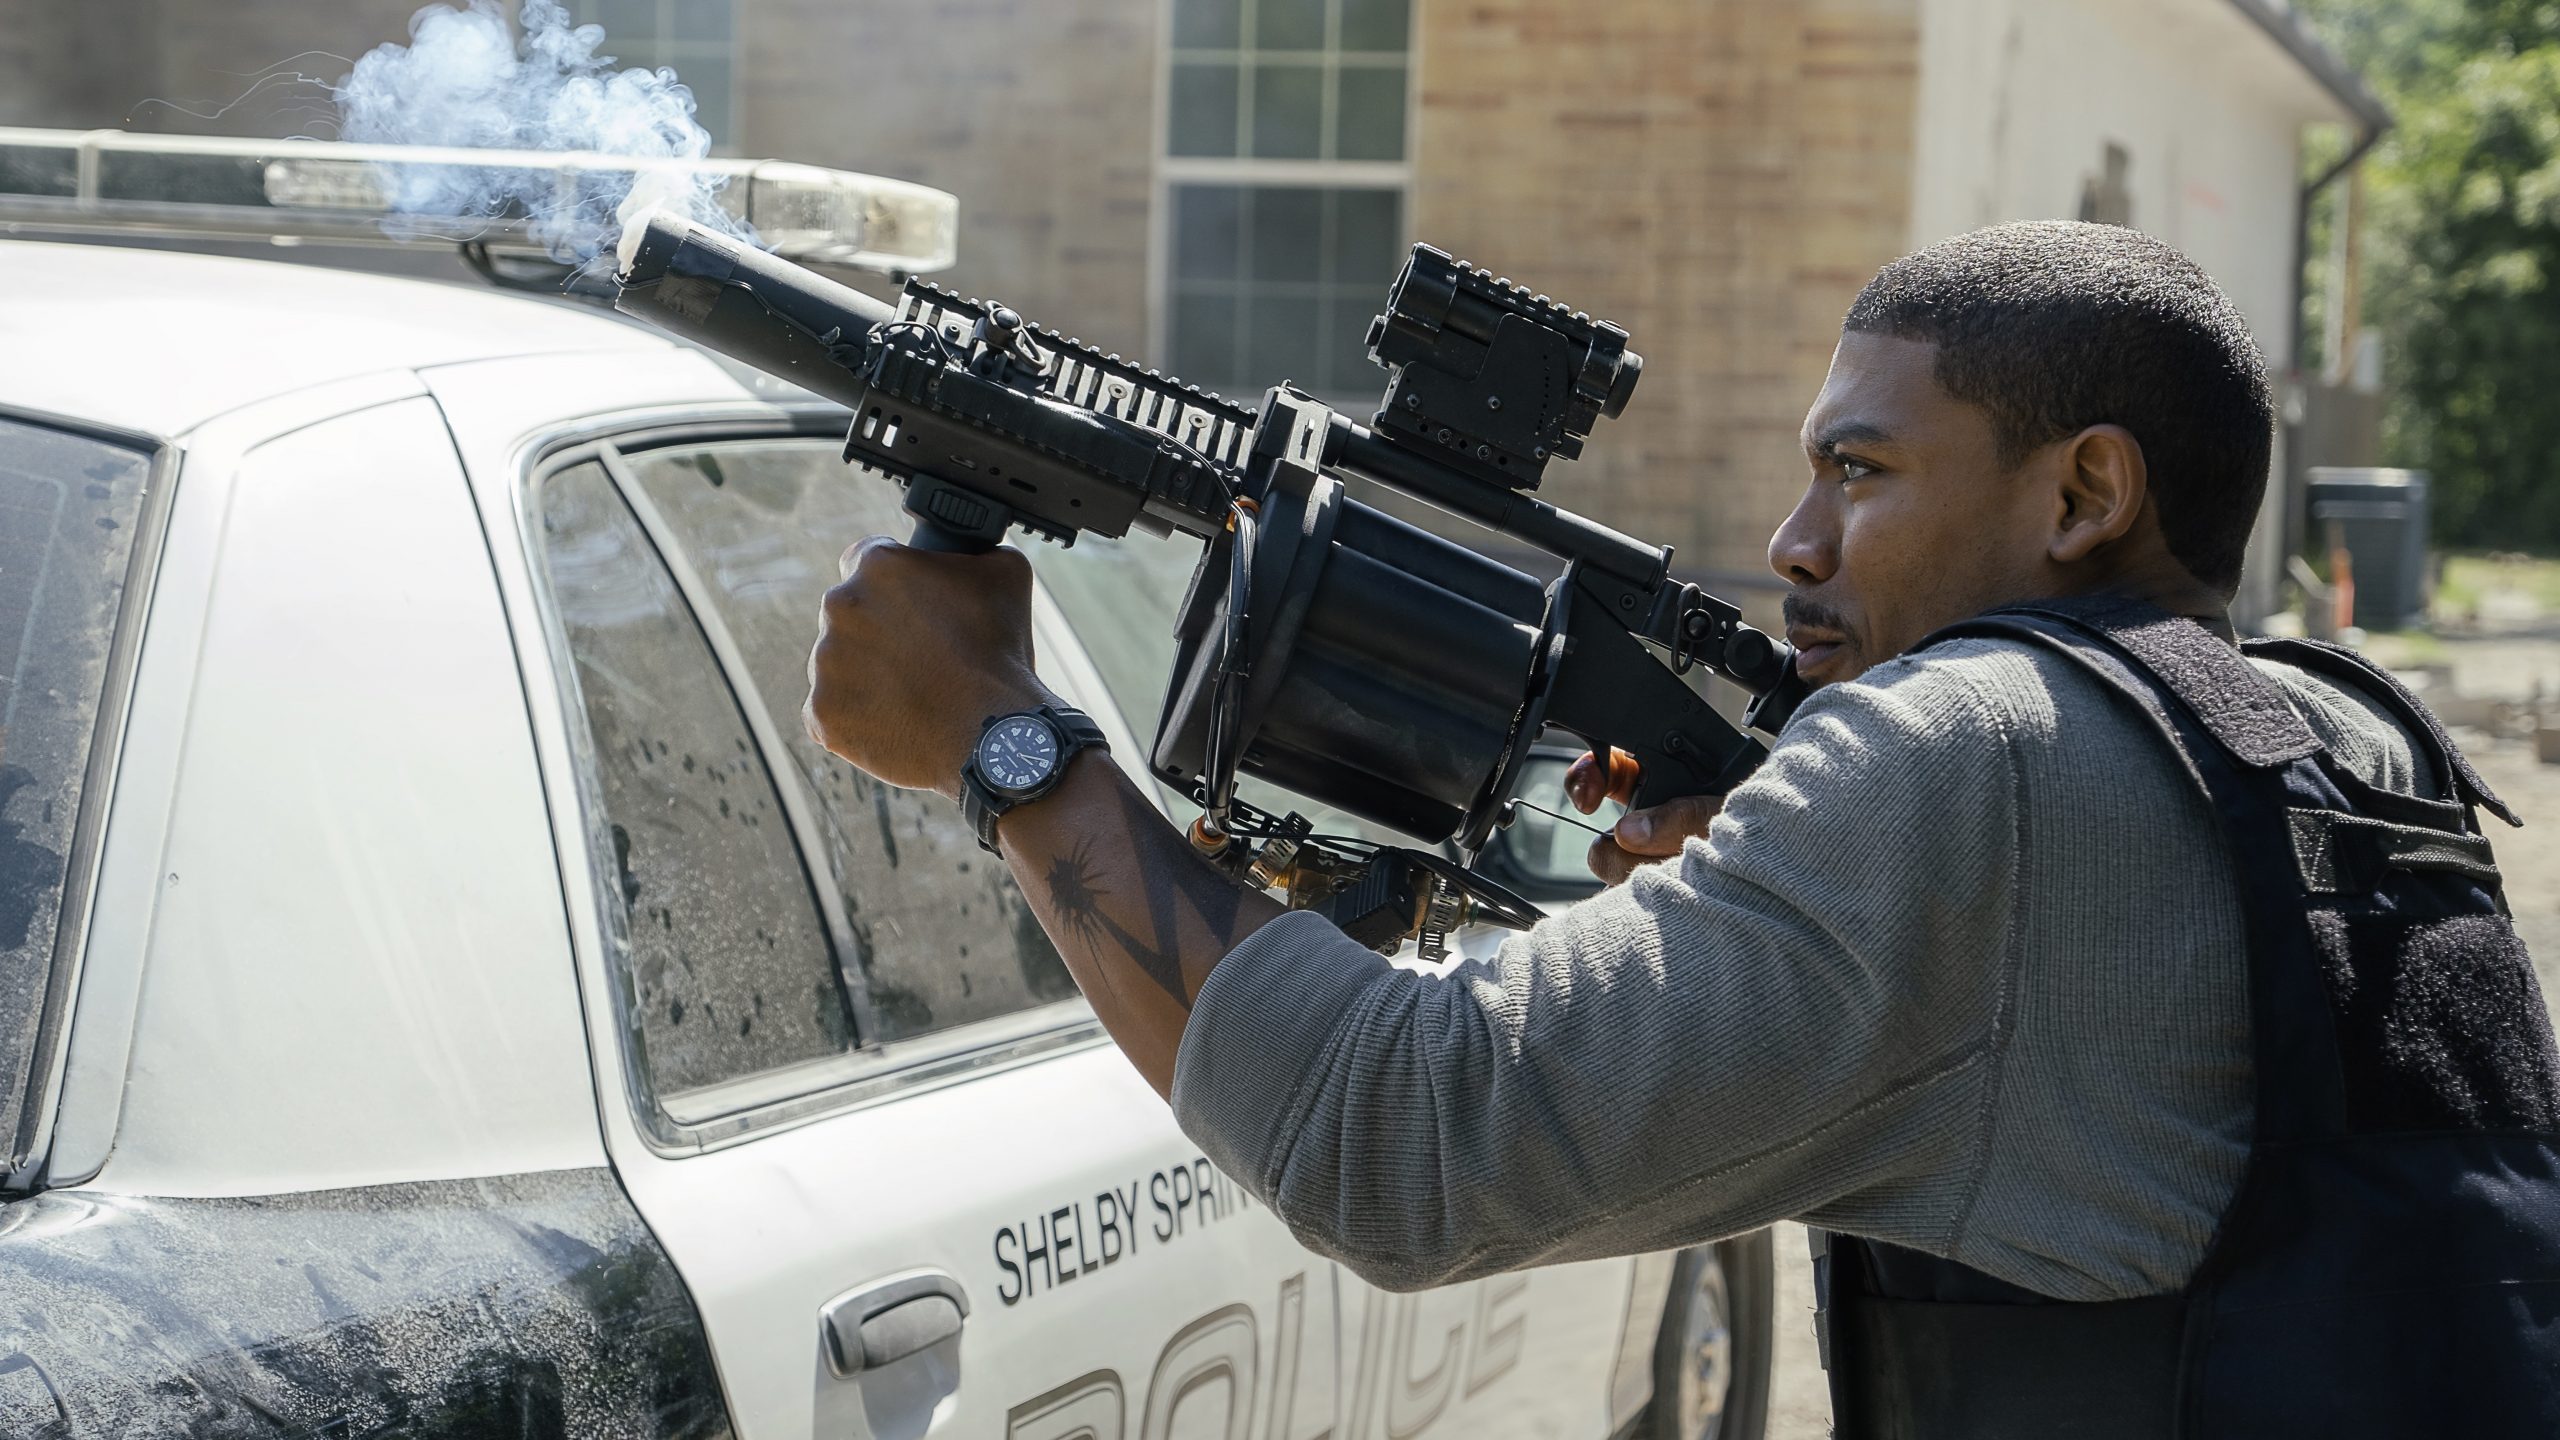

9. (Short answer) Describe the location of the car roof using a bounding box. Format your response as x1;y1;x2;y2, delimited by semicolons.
0;240;673;439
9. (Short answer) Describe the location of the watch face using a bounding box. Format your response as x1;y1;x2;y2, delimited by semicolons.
976;714;1061;795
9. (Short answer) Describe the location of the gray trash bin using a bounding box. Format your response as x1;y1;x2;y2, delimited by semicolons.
2307;467;2430;631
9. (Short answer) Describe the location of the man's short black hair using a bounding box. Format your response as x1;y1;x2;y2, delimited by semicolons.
1842;221;2274;595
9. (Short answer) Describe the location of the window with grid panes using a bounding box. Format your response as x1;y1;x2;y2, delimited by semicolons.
1163;0;1411;401
577;0;738;147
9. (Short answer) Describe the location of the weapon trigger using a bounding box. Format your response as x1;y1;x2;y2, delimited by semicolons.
1509;798;1609;838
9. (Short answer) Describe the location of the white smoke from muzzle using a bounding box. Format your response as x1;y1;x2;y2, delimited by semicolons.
333;0;755;265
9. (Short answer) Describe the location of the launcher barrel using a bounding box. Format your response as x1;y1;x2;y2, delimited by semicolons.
613;213;894;407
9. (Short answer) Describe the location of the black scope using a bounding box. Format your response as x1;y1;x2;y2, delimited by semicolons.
1365;244;1643;492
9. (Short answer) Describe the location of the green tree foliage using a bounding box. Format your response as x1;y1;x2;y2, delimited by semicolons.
2301;0;2560;548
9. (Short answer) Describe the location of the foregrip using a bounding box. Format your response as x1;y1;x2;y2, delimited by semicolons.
904;521;994;554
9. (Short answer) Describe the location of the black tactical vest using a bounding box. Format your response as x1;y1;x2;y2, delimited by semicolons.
1814;597;2560;1439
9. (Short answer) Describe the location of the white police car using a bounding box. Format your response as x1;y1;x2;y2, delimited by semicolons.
0;133;1771;1440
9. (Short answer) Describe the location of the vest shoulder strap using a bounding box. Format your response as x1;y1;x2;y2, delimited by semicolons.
2241;635;2520;827
1921;595;2321;770
1917;604;2360;1140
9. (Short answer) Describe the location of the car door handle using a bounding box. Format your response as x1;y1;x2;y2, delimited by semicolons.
820;1269;971;1378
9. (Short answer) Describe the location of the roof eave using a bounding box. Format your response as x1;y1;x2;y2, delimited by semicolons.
2227;0;2395;136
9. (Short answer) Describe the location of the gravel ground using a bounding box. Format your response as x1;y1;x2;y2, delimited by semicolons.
2471;727;2560;1005
1756;637;2560;1440
1765;1222;1832;1439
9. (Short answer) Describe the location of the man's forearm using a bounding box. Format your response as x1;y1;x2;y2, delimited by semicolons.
994;753;1289;1098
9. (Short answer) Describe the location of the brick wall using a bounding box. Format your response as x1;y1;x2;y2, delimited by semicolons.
0;0;423;136
144;1;425;137
1410;0;1921;583
0;0;156;130
738;0;1159;359
5;0;1921;589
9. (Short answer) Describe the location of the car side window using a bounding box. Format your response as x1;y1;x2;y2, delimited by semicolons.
1015;527;1199;736
538;459;856;1098
0;418;154;1153
611;439;1079;1044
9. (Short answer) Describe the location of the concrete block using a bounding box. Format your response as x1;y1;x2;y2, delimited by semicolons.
2433;692;2501;731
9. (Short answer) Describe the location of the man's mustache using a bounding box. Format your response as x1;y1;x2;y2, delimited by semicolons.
1782;593;1854;640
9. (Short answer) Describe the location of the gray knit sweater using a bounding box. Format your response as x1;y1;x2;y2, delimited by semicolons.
1169;637;2433;1301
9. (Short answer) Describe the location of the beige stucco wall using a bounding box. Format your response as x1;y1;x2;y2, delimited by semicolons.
1909;0;2354;621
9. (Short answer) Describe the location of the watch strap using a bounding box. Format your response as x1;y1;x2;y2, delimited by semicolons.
961;704;1108;852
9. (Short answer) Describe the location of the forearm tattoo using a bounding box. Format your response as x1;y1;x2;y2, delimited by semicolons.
1038;784;1250;1007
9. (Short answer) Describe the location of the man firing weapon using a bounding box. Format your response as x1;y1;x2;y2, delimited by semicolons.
801;221;2556;1437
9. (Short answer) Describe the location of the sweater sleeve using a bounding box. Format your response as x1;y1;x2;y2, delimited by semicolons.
1169;655;2031;1290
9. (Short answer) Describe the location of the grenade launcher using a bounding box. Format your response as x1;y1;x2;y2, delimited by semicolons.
614;213;1809;956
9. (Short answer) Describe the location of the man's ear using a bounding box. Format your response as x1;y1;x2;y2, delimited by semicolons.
2049;423;2147;565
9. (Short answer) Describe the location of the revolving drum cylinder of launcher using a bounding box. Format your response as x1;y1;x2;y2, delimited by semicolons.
1153;464;1552;844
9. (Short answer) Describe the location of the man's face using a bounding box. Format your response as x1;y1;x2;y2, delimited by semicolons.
1770;331;2062;686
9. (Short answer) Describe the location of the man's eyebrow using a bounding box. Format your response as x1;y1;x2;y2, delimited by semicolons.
1804;419;1895;456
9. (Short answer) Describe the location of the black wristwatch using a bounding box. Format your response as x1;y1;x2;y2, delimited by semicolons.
959;703;1109;852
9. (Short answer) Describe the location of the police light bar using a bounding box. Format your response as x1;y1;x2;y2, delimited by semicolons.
0;127;956;274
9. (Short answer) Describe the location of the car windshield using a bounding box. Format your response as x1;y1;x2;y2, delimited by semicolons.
0;418;153;1167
